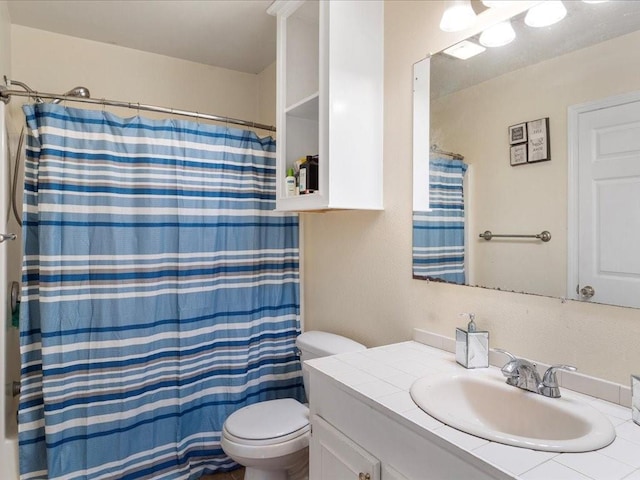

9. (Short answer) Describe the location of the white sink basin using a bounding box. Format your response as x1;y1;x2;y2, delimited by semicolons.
410;369;615;452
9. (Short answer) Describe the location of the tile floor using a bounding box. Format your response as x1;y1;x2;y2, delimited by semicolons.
201;467;245;480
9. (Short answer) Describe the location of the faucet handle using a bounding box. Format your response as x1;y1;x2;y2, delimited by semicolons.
540;364;577;398
542;364;577;386
494;348;520;378
493;348;517;361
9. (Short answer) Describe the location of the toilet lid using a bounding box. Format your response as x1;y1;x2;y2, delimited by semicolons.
225;398;309;442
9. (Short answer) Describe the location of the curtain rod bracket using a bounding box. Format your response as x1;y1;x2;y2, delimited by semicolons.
0;85;10;104
430;143;464;160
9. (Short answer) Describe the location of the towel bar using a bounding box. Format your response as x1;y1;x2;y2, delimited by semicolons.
479;230;551;242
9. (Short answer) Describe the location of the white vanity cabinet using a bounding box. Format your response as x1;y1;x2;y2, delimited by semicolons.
311;415;382;480
267;0;384;211
311;414;411;480
307;366;512;480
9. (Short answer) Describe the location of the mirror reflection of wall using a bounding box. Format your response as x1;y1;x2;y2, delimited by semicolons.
413;1;640;309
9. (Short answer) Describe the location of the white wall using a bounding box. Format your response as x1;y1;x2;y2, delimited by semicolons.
1;6;20;475
0;97;20;475
303;0;640;386
433;29;640;297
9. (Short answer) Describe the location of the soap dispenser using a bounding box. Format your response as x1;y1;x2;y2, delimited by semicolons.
456;313;489;369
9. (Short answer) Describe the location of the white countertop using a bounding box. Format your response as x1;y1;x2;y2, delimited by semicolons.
305;341;640;480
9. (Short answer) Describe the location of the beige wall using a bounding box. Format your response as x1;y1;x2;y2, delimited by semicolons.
303;0;640;385
0;1;10;77
257;61;277;129
10;25;270;125
432;29;640;297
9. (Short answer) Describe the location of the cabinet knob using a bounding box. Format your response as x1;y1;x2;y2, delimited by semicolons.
359;473;371;480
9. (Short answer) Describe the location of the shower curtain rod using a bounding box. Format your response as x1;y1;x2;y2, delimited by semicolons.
430;144;464;160
0;87;277;132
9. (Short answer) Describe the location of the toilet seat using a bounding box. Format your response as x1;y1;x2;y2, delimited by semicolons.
223;398;310;446
221;427;310;461
221;399;311;461
223;424;309;446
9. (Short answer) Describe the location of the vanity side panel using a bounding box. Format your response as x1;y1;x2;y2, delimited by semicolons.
308;371;512;480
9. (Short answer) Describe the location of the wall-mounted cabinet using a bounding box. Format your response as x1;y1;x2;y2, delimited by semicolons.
268;0;384;211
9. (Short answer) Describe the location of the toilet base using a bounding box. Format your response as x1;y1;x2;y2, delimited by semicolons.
244;468;287;480
239;447;308;480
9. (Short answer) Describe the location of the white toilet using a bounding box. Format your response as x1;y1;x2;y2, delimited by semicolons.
220;331;366;480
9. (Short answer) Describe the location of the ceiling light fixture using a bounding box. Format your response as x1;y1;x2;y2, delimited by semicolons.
443;40;486;60
583;1;609;3
479;20;516;47
525;1;567;28
440;0;477;33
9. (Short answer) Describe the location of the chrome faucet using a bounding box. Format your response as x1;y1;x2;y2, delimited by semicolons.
495;349;577;398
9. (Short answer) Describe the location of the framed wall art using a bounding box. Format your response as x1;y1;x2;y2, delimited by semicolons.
508;122;527;145
527;117;551;163
510;143;527;166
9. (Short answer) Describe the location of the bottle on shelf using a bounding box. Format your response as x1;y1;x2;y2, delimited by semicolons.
285;168;297;197
299;155;319;195
298;157;308;195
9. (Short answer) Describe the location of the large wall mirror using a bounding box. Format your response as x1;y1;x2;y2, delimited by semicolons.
412;1;640;309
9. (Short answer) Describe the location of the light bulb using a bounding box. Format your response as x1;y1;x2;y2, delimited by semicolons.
479;20;516;47
443;40;486;60
440;0;477;33
525;1;567;28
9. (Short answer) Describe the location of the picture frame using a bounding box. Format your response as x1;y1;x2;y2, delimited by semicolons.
527;117;551;163
510;143;527;166
508;123;527;145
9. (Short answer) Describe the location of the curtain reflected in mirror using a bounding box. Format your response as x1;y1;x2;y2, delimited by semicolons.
413;154;468;284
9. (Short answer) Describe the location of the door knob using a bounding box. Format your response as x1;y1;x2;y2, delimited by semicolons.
579;285;595;299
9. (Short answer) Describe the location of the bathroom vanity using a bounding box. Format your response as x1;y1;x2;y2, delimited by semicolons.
305;331;640;480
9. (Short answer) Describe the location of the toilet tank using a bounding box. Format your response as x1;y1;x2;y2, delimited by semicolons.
295;331;366;395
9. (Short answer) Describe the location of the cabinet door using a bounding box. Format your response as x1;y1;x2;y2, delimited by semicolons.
268;0;383;211
382;465;409;480
310;414;380;480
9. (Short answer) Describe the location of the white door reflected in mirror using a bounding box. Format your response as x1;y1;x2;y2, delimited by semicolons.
569;92;640;309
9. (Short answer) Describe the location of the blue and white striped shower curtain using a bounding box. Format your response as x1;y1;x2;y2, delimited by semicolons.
413;157;468;284
18;104;304;480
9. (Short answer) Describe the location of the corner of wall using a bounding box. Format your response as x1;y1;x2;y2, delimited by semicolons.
256;61;276;129
0;1;11;78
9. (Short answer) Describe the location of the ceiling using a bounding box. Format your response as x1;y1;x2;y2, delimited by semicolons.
432;0;640;98
7;0;277;74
